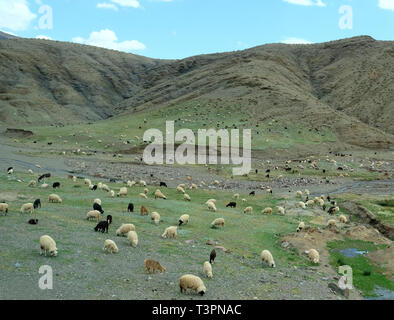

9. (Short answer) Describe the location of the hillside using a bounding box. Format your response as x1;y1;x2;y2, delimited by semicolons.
0;36;393;149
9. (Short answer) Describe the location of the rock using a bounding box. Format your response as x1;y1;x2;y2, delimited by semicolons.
328;283;347;297
281;241;290;248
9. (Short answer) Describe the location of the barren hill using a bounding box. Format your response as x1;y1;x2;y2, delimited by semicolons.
0;36;393;148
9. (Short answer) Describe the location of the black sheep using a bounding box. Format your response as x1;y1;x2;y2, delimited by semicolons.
210;249;216;264
38;173;51;182
52;182;60;189
127;203;134;213
159;182;168;187
106;215;113;225
28;219;38;225
93;202;104;214
94;221;109;233
33;199;41;209
328;206;336;215
249;191;255;196
92;185;98;191
226;202;237;208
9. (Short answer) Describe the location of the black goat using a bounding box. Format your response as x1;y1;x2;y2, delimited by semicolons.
127;203;134;213
94;221;109;233
159;182;168;187
28;219;38;225
106;215;112;225
210;249;216;264
33;199;41;209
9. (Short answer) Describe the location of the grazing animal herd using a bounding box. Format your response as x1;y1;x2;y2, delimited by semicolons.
1;168;352;297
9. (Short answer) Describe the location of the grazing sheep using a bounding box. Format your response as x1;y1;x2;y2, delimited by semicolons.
154;189;167;200
33;199;41;209
93;202;104;214
28;219;38;225
306;200;315;207
159;182;168;187
304;189;310;196
144;188;149;194
139;180;147;187
93;199;102;206
186;176;192;181
151;212;161;225
0;203;9;215
249;191;256;196
262;207;273;215
178;184;186;189
207;201;217;212
242;198;247;202
102;184;110;192
7;167;14;174
339;215;347;224
72;176;77;182
49;194;62;203
226;202;237;208
243;206;253;214
184;193;191;201
214;180;220;185
116;224;135;236
261;250;275;267
296;190;303;198
328;219;337;227
28;180;37;187
98;182;103;189
144;259;166;273
178;214;190;226
296;221;305;232
176;186;185;194
210;249;216;264
103;239;118;253
106;215;112;225
86;210;101;222
139;193;148;199
117;187;127;197
161;226;178;239
203;261;213;278
140;206;149;216
266;188;273;194
234;193;239;199
127;231;139;247
38;173;51;182
84;178;92;185
41;183;49;189
126;180;135;187
39;235;57;257
308;249;320;264
110;190;115;197
206;199;217;204
179;274;206;296
127;203;134;213
277;206;285;215
20;203;34;214
52;182;60;189
94;221;109;233
211;218;225;228
298;201;306;209
190;183;198;189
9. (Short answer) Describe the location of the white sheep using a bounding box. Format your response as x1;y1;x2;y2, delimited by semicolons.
161;226;178;239
304;189;310;196
184;193;191;201
28;180;36;187
127;231;138;247
84;178;92;185
296;221;305;232
144;187;149;194
41;183;49;189
0;203;9;215
207;201;217;212
277;206;285;215
86;210;101;222
308;249;320;264
190;183;198;189
296;190;303;198
261;250;275;267
339;215;347;224
103;239;119;253
244;206;253;214
139;180;147;187
176;186;185;194
49;194;62;203
39;235;58;257
179;274;206;296
262;207;273;215
178;214;190;226
234;193;240;199
110;190;115;198
102;184;110;192
203;261;213;278
116;224;135;236
139;193;148;199
328;219;337;227
306;200;315;207
154;189;167;199
117;187;127;197
298;201;306;209
151;212;161;225
211;218;225;228
20;203;34;214
93;198;102;206
206;199;216;205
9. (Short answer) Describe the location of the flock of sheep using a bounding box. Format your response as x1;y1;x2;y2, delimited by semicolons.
0;165;350;297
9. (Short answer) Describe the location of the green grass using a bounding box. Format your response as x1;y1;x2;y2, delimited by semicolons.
327;238;393;297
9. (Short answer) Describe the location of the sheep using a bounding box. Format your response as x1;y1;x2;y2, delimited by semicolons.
186;176;192;181
38;173;50;182
116;224;135;236
214;180;220;185
266;188;272;194
106;215;112;225
178;214;190;226
262;207;273;215
84;178;92;185
261;250;275;267
176;186;185;194
94;221;109;233
127;203;134;212
52;182;61;189
28;180;36;187
206;199;216;204
49;194;62;203
102;184;110;192
154;189;167;199
306;200;315;207
97;182;103;189
203;261;213;278
20;203;34;214
210;249;216;264
117;187;127;197
139;193;148;199
296;190;303;198
179;274;206;296
138;180;147;187
159;181;168;187
277;206;285;215
41;183;49;189
298;201;306;209
190;183;198;189
308;249;320;264
226;202;237;208
28;219;38;225
211;218;225;228
184;193;191;201
161;226;178;239
0;203;9;215
140;206;149;216
304;189;310;196
207;201;217;212
296;221;305;232
110;190;115;198
144;187;149;194
93;199;102;206
7;167;14;174
127;231;138;247
242;198;247;202
85;210;100;221
72;176;77;182
233;193;239;199
243;206;253;214
339;215;348;224
317;198;325;207
39;235;58;257
93;203;104;214
103;239;118;253
328;219;337;227
178;184;186;189
144;259;166;273
151;212;161;225
126;180;136;187
33;199;41;209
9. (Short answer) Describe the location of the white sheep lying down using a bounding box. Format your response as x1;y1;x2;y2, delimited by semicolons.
40;235;58;257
